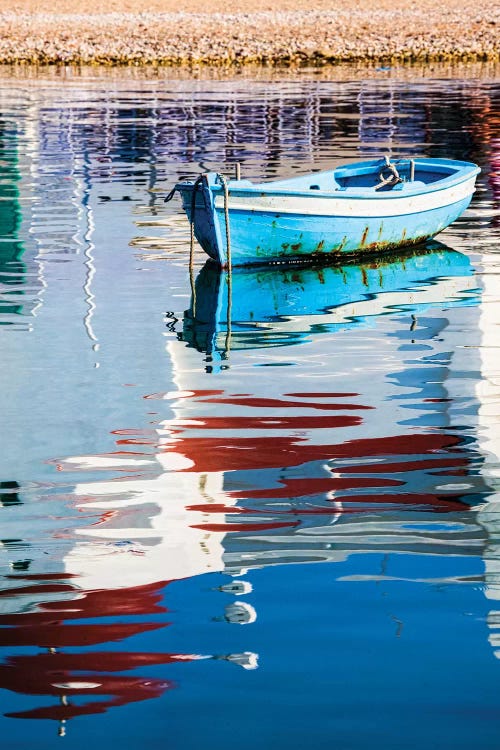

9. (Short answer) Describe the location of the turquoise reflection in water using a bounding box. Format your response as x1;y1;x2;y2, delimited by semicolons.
0;120;26;323
183;242;479;364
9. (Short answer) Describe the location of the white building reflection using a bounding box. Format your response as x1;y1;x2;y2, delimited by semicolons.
474;253;500;657
48;249;491;613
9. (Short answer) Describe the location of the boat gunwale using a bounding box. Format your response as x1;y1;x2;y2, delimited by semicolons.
175;159;480;202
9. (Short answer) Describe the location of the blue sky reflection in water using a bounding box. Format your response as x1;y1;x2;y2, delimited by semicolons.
0;66;499;749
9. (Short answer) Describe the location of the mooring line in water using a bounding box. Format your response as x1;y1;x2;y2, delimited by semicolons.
225;263;232;357
189;263;197;321
215;172;232;356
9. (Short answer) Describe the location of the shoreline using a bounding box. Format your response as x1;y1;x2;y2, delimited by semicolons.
1;61;499;86
0;6;498;66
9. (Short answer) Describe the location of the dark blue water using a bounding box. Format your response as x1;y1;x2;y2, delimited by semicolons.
0;65;499;749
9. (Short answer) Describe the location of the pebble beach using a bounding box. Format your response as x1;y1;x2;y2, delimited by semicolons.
0;0;498;66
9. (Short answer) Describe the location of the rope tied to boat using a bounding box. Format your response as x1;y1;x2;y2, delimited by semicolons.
216;173;232;272
375;155;402;191
215;173;232;353
163;186;178;203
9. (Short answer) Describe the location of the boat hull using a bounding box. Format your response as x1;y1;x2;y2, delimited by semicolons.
175;161;478;267
213;194;472;265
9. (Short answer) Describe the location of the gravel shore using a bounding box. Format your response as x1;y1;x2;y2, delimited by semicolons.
0;0;498;66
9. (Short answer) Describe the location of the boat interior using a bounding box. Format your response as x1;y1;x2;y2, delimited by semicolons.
245;158;473;195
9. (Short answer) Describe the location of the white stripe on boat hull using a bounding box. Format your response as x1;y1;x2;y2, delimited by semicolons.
214;177;476;218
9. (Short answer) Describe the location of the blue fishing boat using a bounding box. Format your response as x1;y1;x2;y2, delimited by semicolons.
168;157;480;267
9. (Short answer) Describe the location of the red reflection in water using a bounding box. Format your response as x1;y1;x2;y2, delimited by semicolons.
4;673;174;721
116;415;362;444
191;520;301;532
230;475;402;499
0;580;169;628
0;622;165;648
284;392;359;398
336;457;468;474
198;395;372;411
0;579;175;722
0;651;210;721
165;432;461;474
2;380;475;730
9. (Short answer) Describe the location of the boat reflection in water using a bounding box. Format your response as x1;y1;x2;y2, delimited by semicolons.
1;241;492;734
182;241;479;367
171;243;485;571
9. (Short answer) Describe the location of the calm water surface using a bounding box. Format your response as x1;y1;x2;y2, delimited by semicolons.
0;65;500;749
